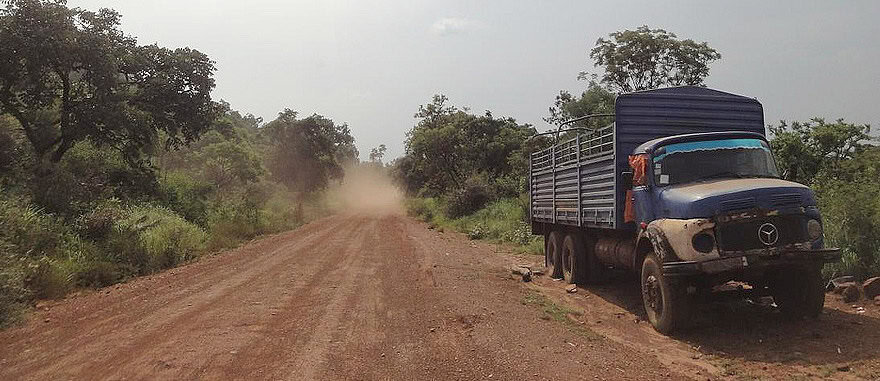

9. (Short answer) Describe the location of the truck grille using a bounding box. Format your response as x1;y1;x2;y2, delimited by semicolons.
717;214;809;252
720;197;756;212
770;193;802;208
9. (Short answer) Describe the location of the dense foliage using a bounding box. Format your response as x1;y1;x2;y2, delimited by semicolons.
769;119;879;278
0;0;220;167
392;94;541;217
0;1;359;326
588;26;721;92
263;110;358;193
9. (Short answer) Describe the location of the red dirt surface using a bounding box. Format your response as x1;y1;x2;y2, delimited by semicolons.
1;213;879;380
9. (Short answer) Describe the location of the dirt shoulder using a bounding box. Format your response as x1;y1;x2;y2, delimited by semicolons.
1;213;877;380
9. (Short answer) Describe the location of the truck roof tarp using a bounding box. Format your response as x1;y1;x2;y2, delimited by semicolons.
612;86;765;228
529;86;765;230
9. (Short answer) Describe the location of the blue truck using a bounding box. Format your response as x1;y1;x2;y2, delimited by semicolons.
529;86;841;333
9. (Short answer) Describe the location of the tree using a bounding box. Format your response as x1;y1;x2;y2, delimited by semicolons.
768;118;871;184
768;118;878;278
588;26;721;93
545;80;616;127
263;109;358;193
0;0;220;167
397;94;536;197
369;144;386;165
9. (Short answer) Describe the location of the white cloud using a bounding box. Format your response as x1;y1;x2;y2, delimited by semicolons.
431;17;478;36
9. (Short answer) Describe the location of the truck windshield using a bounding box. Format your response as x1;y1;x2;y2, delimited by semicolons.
652;138;779;186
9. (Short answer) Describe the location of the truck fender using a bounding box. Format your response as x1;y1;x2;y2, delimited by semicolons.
633;230;657;270
643;219;721;263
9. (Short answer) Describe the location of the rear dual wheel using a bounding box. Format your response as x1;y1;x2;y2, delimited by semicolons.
561;234;589;284
547;231;596;284
545;231;563;279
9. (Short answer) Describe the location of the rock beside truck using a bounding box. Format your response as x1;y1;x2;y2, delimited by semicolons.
863;277;880;299
829;276;856;293
510;265;532;282
842;284;862;303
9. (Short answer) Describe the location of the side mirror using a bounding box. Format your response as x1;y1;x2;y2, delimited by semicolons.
621;171;633;189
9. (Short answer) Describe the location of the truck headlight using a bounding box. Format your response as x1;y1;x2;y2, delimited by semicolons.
807;219;823;240
692;233;715;253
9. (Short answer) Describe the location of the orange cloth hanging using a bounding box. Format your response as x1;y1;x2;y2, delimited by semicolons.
624;154;648;223
629;154;648;186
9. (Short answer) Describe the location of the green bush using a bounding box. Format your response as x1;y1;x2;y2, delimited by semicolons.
260;186;304;233
111;204;208;274
405;197;436;221
468;223;487;240
76;198;126;240
158;171;213;226
445;174;491;218
815;179;880;279
0;240;30;327
407;196;542;254
25;258;72;300
30;142;156;217
0;195;61;257
205;201;263;251
73;260;123;288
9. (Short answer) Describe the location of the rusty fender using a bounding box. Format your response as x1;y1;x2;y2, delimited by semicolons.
644;218;719;262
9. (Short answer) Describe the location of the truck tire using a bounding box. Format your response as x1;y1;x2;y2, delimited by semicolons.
641;254;691;334
583;235;605;284
772;264;825;319
561;234;583;284
545;231;563;279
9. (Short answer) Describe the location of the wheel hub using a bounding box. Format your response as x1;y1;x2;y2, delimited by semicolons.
644;275;662;313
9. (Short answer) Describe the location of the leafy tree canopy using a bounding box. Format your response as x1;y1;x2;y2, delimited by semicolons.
397;94;536;196
368;144;387;165
0;0;220;167
588;26;721;93
263;109;358;193
545;80;615;128
768;118;877;277
768;118;871;185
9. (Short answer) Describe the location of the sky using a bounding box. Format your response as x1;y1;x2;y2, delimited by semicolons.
69;0;880;160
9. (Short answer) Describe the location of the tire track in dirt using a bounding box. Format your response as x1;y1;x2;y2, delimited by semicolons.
197;216;375;380
87;216;367;381
1;213;698;380
0;216;353;380
6;216;343;358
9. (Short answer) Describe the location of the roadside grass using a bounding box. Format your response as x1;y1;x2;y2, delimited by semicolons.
0;189;322;328
521;290;601;340
406;196;544;255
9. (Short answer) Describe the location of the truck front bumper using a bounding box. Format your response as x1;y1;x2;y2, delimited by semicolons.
662;248;841;277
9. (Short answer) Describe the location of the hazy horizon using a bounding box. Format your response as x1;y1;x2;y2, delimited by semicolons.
68;0;880;160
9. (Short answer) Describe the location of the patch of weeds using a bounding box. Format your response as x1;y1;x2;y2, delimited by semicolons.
521;290;601;340
467;223;486;240
816;365;836;378
715;358;740;377
854;366;880;380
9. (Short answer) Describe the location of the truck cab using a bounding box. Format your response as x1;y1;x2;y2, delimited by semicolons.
529;87;840;333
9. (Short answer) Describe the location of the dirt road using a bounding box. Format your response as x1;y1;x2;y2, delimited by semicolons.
2;213;880;380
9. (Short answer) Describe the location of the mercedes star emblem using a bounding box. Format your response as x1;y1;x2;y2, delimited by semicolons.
757;222;779;246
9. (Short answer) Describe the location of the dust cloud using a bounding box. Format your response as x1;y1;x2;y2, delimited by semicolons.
326;165;404;215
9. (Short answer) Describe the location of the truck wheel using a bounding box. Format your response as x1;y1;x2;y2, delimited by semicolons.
772;265;825;319
561;234;583;284
545;231;563;279
641;254;690;334
583;235;604;284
